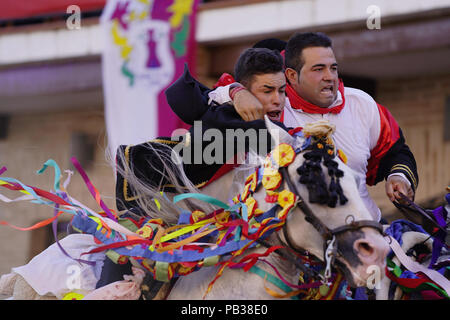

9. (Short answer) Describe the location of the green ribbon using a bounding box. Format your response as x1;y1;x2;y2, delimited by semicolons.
36;159;61;191
173;193;230;210
203;255;219;267
387;259;449;299
155;261;170;282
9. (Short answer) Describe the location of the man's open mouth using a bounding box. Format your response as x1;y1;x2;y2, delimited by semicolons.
320;85;334;95
266;111;281;120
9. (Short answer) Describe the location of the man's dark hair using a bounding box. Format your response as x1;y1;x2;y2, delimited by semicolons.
284;32;332;72
252;38;287;52
234;47;284;87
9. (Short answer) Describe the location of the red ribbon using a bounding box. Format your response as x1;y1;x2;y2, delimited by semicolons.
0;181;71;206
213;73;235;89
71;157;117;221
81;238;153;256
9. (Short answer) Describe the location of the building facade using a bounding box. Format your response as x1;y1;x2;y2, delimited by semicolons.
0;0;449;277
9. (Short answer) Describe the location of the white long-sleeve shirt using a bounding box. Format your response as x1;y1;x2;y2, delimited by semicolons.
208;85;410;221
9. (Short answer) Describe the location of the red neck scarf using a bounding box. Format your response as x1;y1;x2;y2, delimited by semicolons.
286;79;346;114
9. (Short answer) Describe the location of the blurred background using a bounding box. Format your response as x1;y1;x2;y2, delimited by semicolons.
0;0;449;277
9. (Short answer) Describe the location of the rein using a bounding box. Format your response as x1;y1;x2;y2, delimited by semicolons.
393;192;447;236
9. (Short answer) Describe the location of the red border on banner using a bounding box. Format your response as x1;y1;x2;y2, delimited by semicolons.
0;0;106;20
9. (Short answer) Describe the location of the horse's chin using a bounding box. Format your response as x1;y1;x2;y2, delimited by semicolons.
335;258;386;288
334;259;363;287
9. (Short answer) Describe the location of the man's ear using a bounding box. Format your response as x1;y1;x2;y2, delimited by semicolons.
285;67;298;85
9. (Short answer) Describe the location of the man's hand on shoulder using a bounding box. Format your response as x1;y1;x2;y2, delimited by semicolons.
233;89;264;121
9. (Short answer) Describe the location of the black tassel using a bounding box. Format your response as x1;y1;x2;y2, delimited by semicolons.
296;140;348;208
327;177;338;208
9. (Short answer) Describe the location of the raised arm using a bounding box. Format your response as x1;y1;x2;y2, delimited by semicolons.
165;65;265;124
209;82;264;122
366;104;419;203
165;64;211;125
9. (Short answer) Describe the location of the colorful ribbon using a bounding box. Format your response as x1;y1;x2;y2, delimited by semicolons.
70;157;117;221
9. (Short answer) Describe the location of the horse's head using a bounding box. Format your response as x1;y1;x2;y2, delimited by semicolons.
265;117;389;288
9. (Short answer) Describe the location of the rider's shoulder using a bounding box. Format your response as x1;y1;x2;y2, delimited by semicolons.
344;87;376;105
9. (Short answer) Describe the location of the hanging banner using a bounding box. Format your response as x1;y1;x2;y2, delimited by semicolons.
101;0;198;156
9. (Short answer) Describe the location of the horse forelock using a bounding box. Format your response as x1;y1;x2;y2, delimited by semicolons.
290;140;373;227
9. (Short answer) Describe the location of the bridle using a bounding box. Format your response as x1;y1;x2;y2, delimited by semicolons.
258;155;384;284
280;165;384;242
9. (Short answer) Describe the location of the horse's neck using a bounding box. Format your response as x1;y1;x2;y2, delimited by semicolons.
168;234;299;300
212;244;299;299
200;165;253;202
248;233;300;291
169;165;302;299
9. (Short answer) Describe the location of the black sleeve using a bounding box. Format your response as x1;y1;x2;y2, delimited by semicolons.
200;104;289;132
373;128;419;191
189;104;288;162
164;63;211;125
114;139;182;212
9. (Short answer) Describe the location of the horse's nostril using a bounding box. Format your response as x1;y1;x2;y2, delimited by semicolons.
356;241;374;257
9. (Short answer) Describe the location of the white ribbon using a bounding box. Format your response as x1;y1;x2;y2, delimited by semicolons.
388;235;450;296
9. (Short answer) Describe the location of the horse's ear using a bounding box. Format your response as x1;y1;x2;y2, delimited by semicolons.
264;115;297;147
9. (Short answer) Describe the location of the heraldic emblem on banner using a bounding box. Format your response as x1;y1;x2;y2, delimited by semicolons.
107;0;195;92
102;0;198;153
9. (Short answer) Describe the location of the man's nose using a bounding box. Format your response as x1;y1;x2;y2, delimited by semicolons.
272;92;282;106
323;68;335;81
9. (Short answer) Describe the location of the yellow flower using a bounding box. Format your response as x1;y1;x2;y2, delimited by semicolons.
272;143;296;167
278;189;296;208
262;168;282;190
277;190;296;220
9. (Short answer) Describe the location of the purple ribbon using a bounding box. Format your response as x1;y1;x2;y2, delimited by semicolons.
70;157;117;221
429;206;447;268
52;192;96;266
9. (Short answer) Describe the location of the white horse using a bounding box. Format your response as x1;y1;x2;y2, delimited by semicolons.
162;118;390;299
1;118;392;300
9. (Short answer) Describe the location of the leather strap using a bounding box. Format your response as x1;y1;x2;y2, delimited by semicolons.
394;193;447;234
331;220;384;236
279;167;333;241
279;167;384;239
